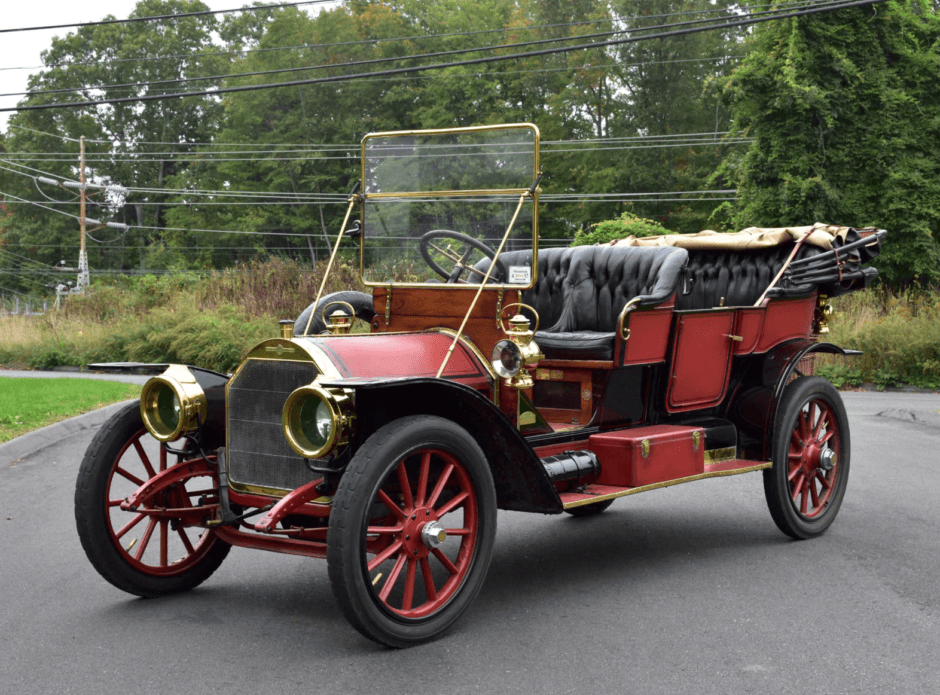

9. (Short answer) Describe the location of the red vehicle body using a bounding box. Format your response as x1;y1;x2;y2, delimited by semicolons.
75;124;885;647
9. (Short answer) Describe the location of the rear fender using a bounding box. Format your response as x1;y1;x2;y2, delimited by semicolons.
727;340;860;460
323;378;563;514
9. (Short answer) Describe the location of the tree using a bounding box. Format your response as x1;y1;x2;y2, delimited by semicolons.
720;0;940;285
2;0;230;276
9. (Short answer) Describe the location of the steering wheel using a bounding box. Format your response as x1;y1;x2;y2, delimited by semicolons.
418;230;506;283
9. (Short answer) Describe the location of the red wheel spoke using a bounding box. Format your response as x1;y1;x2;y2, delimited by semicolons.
159;445;167;473
379;554;407;601
376;489;407;521
445;528;470;536
790;431;803;450
798;409;810;443
368;540;403;572
435;490;469;517
115;512;146;540
790;471;805;499
799;481;809;515
159;520;169;567
817;470;832;490
813;409;830;441
788;463;802;482
416;452;431;506
427;463;454;508
432;548;459;575
819;429;835;445
135;518;158;560
402;559;417;611
809;479;820;509
177;527;195;554
367;525;403;535
396;461;414;510
108;498;124;508
133;440;157;479
420;558;437;602
115;467;145;487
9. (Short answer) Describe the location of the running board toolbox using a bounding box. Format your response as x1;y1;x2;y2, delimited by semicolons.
589;424;705;487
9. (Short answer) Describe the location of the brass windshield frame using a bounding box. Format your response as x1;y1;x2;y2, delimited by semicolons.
358;123;540;290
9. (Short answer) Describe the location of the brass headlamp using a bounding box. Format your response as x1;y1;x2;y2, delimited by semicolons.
492;304;543;390
282;384;354;459
140;365;208;442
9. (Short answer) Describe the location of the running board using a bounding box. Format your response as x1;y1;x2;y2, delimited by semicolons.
560;459;772;510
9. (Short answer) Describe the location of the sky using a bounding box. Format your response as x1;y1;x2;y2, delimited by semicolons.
0;1;338;131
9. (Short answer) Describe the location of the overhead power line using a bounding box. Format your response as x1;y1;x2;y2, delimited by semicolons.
0;1;805;73
0;1;331;35
3;1;819;102
1;0;884;114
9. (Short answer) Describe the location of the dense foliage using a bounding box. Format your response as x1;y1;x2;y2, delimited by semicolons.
0;0;938;296
719;0;940;285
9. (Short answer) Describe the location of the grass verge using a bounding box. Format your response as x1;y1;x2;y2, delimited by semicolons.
0;378;141;443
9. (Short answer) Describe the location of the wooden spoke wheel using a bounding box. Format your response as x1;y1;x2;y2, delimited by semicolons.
763;377;850;539
75;402;230;597
327;415;496;647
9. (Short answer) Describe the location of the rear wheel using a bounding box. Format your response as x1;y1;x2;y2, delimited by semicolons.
327;416;496;647
75;401;230;597
763;377;850;539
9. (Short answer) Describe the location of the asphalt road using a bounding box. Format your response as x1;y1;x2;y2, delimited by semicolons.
1;391;938;695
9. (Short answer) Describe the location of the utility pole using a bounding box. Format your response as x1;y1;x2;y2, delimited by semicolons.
76;135;90;294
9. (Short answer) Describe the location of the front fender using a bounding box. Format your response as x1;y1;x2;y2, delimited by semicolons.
88;362;229;450
321;377;563;514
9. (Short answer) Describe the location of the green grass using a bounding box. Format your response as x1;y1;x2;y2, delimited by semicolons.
0;378;141;444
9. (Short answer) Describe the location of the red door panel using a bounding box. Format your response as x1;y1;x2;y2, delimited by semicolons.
666;311;736;412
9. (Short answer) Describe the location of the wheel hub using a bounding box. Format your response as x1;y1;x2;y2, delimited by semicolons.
400;507;439;558
421;521;447;549
818;446;836;471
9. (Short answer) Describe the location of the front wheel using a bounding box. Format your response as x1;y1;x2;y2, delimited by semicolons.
75;401;230;597
327;416;497;647
763;377;850;539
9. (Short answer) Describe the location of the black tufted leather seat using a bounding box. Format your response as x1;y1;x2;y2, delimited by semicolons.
676;243;823;310
488;245;688;360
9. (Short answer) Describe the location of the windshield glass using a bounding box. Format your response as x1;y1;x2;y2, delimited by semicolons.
360;124;538;287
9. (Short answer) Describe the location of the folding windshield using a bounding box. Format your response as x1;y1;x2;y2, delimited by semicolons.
359;124;539;288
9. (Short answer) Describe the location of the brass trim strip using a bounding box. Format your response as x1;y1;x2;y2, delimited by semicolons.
562;462;772;509
364;189;531;200
704;446;737;463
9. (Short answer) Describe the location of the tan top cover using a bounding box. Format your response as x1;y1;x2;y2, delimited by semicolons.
611;222;860;251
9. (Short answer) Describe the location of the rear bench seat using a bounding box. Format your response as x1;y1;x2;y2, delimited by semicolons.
675;243;823;310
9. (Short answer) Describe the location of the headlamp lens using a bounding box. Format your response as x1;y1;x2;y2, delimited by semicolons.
299;393;333;450
155;383;181;432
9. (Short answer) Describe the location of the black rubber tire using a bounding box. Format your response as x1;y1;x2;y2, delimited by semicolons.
293;290;375;336
75;401;230;597
418;230;506;283
763;377;850;540
564;499;614;517
327;415;497;648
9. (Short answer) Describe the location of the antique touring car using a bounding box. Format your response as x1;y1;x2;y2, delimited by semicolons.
75;124;885;647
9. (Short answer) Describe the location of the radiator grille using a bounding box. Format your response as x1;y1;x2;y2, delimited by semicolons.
227;359;321;492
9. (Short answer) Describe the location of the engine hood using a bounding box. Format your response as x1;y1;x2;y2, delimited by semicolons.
300;330;495;390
